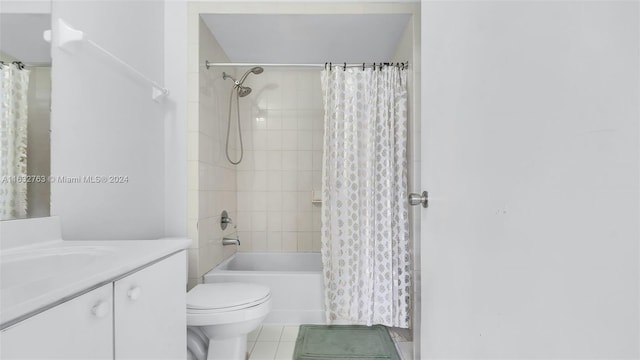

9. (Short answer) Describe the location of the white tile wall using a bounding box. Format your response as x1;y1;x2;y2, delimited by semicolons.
187;18;240;288
236;70;324;253
192;30;419;263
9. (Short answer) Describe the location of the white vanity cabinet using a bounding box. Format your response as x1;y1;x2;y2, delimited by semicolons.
114;251;186;359
0;283;113;359
1;250;187;360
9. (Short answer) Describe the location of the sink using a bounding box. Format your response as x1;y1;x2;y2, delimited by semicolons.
0;238;190;328
0;246;114;290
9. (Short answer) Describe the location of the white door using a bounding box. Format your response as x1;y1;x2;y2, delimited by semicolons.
420;1;639;359
114;252;187;359
0;284;112;359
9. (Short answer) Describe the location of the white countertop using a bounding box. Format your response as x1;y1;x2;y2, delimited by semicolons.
0;238;191;328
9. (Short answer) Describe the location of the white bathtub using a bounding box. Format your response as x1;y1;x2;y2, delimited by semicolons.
203;252;325;324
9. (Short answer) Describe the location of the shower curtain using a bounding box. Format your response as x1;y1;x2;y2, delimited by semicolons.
0;63;30;220
320;66;411;328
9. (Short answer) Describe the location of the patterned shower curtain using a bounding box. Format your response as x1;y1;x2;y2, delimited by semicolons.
0;63;30;220
320;66;411;328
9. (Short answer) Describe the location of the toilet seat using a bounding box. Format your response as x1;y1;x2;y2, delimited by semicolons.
186;283;272;327
187;296;270;313
187;283;271;312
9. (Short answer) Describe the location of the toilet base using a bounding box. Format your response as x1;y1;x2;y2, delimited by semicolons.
207;335;247;360
186;288;271;360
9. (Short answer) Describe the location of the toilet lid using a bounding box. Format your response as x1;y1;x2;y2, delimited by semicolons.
187;282;271;310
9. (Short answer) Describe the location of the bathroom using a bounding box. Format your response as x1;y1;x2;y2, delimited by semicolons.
1;0;638;360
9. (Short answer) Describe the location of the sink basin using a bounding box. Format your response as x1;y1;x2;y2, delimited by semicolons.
0;238;190;328
0;246;114;290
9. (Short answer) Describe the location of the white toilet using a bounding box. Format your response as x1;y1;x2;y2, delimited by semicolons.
186;282;272;360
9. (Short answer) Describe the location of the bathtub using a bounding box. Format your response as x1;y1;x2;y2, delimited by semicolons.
203;252;325;324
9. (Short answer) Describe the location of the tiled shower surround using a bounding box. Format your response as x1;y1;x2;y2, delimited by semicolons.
189;22;324;288
188;19;239;289
234;70;324;252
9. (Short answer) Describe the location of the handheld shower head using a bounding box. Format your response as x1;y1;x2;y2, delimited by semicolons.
238;66;264;85
222;67;263;165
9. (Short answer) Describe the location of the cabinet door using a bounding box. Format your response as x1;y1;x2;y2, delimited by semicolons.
114;251;186;359
0;283;113;359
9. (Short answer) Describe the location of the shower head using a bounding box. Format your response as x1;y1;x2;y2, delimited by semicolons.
237;86;252;97
238;66;264;85
223;68;262;97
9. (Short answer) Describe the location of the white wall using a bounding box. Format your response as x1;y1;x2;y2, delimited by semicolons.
51;0;166;239
421;1;639;358
0;1;50;14
163;0;188;238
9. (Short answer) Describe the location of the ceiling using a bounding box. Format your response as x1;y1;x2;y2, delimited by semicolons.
201;14;411;64
0;14;51;64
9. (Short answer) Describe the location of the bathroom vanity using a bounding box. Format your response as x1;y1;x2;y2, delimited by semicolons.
0;217;191;359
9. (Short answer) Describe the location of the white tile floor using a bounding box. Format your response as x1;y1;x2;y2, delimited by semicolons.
247;325;299;360
246;325;413;360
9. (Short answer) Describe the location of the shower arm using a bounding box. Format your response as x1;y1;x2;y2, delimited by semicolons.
222;72;239;85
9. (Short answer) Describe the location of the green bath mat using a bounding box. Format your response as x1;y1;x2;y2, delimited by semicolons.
293;324;400;360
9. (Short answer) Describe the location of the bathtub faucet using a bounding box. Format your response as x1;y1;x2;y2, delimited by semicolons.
222;237;240;246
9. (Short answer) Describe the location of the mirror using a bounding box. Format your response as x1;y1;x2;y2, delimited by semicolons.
0;11;51;220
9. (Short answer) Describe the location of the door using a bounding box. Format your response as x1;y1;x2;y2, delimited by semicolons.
420;1;639;359
0;284;112;359
114;251;186;359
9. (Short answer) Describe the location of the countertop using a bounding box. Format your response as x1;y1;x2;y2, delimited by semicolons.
0;238;191;329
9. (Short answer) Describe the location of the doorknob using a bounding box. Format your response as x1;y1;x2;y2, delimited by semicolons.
408;191;428;208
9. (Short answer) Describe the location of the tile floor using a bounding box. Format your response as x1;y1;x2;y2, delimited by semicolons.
246;325;413;360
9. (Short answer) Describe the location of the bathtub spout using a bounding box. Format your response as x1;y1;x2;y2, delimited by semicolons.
222;237;240;246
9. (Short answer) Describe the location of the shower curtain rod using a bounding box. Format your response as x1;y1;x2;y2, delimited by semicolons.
205;61;409;70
